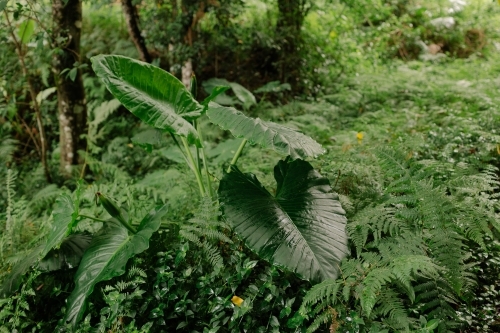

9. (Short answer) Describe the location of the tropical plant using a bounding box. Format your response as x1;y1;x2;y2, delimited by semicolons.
90;53;349;286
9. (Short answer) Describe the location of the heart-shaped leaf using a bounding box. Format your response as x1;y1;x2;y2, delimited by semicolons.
218;159;348;283
63;205;168;327
91;55;201;145
207;105;324;159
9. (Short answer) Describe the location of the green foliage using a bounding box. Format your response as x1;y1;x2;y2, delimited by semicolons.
179;196;231;274
91;53;348;290
63;206;167;328
1;1;500;332
91;55;203;145
207;104;325;159
219;158;348;283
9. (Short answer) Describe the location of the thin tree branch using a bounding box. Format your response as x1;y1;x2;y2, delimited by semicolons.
3;10;52;183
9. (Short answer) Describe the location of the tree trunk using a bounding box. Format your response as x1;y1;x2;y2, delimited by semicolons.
121;0;151;63
52;0;87;178
276;0;309;92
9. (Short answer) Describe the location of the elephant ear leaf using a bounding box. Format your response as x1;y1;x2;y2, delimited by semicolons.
91;55;201;146
63;205;168;328
207;104;324;159
218;159;348;283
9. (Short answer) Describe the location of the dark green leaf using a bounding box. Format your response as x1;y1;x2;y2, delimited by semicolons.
63;205;168;327
219;159;348;283
41;194;78;258
0;1;8;11
39;233;92;271
207;105;324;159
91;55;201;145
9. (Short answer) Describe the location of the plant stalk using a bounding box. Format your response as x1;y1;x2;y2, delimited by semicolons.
170;133;191;167
181;137;206;196
227;139;247;173
79;214;109;223
196;122;214;199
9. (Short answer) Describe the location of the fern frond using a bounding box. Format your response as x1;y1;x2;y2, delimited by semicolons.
180;197;230;274
305;308;335;333
201;241;223;273
374;289;411;331
300;279;341;315
361;267;394;317
128;266;147;279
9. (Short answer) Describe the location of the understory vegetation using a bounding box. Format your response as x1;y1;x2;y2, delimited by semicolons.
1;0;499;332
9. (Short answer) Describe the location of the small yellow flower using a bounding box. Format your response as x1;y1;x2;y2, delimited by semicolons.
231;296;244;307
356;132;364;142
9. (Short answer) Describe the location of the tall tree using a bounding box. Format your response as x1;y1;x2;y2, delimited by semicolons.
52;0;87;178
276;0;310;92
121;0;151;63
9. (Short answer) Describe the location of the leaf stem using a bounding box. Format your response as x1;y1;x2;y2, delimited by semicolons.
170;133;190;167
181;137;206;196
194;121;202;172
78;214;108;223
196;122;214;199
227;139;247;173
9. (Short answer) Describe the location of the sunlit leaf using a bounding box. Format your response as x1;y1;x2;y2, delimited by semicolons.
18;19;35;44
36;87;56;105
91;55;201;145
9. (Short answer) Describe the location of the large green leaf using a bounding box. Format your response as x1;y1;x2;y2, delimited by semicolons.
41;193;78;259
91;55;201;145
207;104;324;159
218;159;348;283
39;233;93;272
63;205;168;327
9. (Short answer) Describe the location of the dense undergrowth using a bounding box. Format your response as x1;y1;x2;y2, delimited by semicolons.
1;0;500;332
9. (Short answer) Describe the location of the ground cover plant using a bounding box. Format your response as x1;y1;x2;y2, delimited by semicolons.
1;0;500;332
